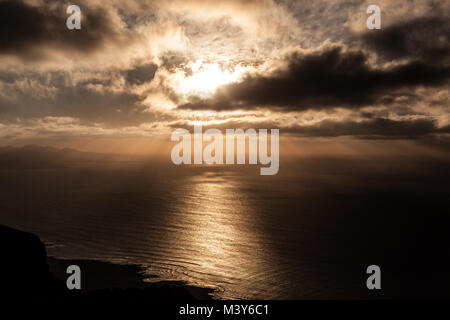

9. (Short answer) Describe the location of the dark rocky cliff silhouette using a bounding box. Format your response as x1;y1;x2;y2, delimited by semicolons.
0;225;66;298
0;225;213;299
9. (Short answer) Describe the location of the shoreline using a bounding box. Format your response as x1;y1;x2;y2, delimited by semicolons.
47;256;215;300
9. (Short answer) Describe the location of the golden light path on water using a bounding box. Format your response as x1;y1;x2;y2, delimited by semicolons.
142;171;281;299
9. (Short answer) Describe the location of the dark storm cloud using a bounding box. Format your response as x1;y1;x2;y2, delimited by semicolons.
437;125;450;134
362;17;450;62
178;46;450;111
124;64;158;85
284;118;439;139
0;0;119;58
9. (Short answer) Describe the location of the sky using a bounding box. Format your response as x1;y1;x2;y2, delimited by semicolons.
0;0;449;155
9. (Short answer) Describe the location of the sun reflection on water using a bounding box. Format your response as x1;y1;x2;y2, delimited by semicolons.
153;171;274;299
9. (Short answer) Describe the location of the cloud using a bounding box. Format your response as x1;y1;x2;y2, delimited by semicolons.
0;71;152;126
169;116;445;139
0;0;123;59
0;0;190;70
178;46;450;111
0;0;449;147
284;118;439;139
362;16;450;62
124;64;158;85
0;116;170;141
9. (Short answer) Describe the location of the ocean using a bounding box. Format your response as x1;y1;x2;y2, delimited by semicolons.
1;155;449;299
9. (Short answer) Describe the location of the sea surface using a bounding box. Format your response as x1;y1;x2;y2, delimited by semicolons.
1;156;449;299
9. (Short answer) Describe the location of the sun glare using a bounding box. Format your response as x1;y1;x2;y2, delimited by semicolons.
180;61;244;97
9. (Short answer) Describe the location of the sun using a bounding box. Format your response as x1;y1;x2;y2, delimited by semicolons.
180;61;244;97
